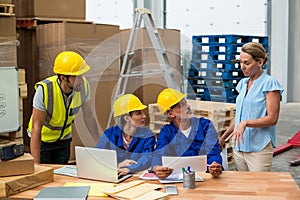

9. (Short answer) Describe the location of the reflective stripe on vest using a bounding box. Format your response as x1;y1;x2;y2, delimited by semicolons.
28;76;88;142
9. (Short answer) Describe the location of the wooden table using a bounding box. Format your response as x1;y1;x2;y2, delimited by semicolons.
8;165;300;200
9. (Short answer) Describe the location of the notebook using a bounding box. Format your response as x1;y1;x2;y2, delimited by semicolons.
34;186;90;200
75;146;132;183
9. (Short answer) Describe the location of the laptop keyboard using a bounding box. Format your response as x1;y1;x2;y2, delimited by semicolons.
118;174;125;180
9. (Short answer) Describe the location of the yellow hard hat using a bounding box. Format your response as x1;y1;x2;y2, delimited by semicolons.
53;51;90;76
157;88;187;114
113;94;147;117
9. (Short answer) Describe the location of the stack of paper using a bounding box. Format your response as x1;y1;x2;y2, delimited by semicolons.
102;180;169;200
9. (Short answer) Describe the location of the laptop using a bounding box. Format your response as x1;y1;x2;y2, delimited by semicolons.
75;146;132;183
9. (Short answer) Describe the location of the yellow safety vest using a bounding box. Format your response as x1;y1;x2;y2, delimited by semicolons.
28;76;88;142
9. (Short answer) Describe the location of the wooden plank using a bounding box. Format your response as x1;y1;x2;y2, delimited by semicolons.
0;131;16;141
16;17;93;28
0;3;14;16
288;159;300;166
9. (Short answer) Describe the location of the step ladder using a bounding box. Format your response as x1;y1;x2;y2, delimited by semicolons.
106;8;180;128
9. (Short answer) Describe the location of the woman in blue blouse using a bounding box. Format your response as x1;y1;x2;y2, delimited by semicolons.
95;94;155;176
220;42;284;172
151;88;223;179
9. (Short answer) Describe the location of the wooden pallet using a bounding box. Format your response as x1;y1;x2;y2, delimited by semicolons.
148;103;160;113
149;121;168;134
0;3;14;16
16;17;93;28
226;145;234;164
187;99;235;118
227;154;234;164
149;112;169;123
0;131;17;141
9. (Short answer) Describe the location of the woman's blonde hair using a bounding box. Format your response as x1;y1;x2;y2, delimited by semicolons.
241;42;268;64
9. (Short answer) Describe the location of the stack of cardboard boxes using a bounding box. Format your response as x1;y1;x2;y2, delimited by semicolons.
0;154;54;197
0;0;16;67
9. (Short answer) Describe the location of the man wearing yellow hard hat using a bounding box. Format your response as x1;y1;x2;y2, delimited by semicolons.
151;88;223;178
27;51;99;164
96;94;155;176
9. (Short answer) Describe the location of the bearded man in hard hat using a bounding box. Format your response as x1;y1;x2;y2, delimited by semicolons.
96;94;155;176
151;88;223;178
27;51;99;164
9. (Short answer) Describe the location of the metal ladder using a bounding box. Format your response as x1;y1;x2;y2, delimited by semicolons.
107;8;180;128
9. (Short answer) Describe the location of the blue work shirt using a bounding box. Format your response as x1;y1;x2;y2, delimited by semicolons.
151;117;222;167
95;126;155;173
234;72;284;152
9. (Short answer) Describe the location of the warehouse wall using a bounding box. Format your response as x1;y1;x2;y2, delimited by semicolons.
86;0;133;28
87;0;268;52
165;0;268;51
270;0;300;102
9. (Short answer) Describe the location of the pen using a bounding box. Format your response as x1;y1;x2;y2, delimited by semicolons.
187;166;191;173
182;167;186;174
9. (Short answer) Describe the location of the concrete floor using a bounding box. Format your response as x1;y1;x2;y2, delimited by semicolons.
272;102;300;188
228;102;300;188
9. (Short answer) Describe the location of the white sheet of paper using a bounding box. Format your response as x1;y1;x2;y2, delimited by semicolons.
162;155;207;174
159;173;204;184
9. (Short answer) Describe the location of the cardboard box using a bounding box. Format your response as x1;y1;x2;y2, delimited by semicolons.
0;0;12;4
120;28;181;72
0;16;16;37
0;153;34;177
15;0;85;19
36;22;120;79
0;16;17;68
0;164;54;197
18;69;26;84
0;37;17;67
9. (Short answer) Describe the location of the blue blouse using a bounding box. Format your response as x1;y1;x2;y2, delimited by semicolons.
151;117;222;167
234;72;284;152
95;126;155;173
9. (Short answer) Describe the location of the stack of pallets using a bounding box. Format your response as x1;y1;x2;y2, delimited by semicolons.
188;34;268;103
148;99;236;164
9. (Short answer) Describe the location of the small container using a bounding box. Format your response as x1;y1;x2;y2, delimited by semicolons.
183;171;196;189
